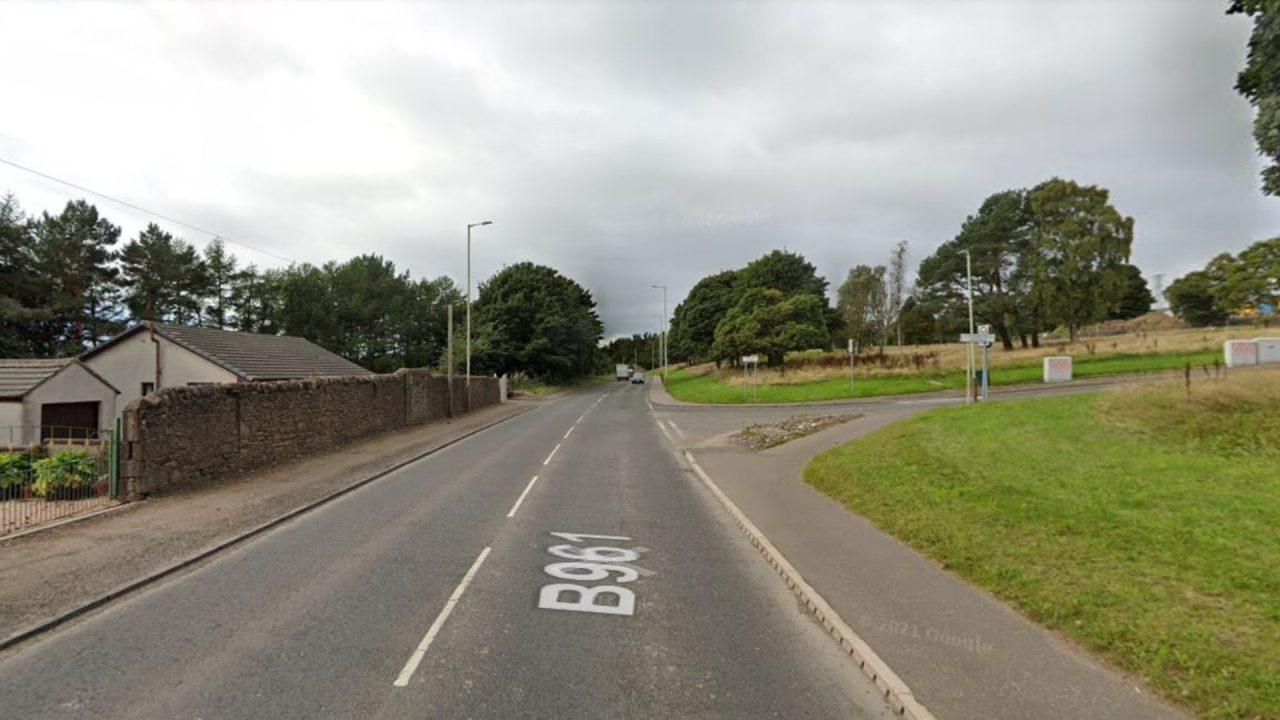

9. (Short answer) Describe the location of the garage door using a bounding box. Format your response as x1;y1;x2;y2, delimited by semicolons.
40;401;100;441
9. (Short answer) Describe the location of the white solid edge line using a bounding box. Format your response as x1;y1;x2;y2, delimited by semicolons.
681;451;937;720
506;475;539;518
393;546;492;687
543;443;561;466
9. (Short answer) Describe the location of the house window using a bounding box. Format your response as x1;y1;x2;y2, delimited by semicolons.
141;382;155;397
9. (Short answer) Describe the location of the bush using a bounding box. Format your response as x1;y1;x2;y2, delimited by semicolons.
30;449;97;499
0;452;33;491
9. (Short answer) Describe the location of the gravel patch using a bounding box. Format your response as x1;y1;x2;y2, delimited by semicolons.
732;414;860;450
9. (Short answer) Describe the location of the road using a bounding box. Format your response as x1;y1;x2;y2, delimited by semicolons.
0;383;895;719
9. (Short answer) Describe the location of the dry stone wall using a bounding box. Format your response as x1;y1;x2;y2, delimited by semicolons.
121;371;501;497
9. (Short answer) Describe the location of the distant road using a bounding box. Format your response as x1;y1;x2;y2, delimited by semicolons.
0;383;893;719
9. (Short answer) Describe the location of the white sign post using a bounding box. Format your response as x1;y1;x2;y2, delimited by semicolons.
847;338;856;395
741;355;760;403
959;328;995;402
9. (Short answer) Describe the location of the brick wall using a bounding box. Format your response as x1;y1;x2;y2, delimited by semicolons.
121;372;501;497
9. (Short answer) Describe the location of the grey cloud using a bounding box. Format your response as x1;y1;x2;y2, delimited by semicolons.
1;0;1276;337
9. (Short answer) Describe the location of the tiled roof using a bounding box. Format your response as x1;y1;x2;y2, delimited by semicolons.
83;323;372;381
0;358;72;399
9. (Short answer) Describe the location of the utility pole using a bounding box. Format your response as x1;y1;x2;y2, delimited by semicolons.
962;249;975;406
651;284;668;383
466;221;493;389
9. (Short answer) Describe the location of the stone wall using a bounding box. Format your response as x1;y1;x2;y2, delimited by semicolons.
121;372;501;497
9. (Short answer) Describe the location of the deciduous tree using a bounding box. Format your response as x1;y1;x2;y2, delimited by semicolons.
471;262;603;382
1026;178;1134;341
1230;0;1280;195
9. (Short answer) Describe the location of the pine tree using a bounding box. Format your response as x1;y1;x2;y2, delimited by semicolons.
28;200;121;353
117;223;209;324
202;238;237;329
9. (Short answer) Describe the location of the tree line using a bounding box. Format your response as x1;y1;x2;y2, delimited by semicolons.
1165;236;1279;326
0;193;604;380
667;176;1152;366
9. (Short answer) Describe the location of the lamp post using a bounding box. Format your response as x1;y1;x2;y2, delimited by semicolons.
650;284;667;383
466;220;492;387
961;249;975;406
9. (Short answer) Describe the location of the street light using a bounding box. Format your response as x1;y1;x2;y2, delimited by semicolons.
650;284;667;383
960;249;975;406
466;220;493;387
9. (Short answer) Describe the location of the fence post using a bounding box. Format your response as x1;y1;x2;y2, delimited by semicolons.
109;417;121;500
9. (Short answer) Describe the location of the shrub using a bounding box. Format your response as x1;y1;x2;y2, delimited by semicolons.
30;449;97;499
0;452;32;491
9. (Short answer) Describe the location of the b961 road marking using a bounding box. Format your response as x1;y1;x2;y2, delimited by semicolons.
536;532;646;616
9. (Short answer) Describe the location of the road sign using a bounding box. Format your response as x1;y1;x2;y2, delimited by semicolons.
978;324;991;334
959;332;995;345
847;338;853;353
741;355;759;364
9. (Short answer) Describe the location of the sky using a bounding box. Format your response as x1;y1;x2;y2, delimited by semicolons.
1;0;1277;337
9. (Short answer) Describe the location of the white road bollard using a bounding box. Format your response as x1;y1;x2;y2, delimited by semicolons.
1255;338;1280;365
1043;356;1072;383
1224;340;1259;368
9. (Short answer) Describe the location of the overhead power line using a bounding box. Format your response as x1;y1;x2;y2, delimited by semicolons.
0;156;295;263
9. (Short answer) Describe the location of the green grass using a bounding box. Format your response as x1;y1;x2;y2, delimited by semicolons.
663;350;1222;404
804;386;1280;719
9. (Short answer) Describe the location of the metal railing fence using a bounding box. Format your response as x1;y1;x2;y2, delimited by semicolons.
0;424;118;537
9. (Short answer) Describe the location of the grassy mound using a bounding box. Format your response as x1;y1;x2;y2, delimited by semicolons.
804;370;1280;719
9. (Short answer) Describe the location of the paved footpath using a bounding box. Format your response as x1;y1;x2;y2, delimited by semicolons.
650;377;1187;720
0;384;895;719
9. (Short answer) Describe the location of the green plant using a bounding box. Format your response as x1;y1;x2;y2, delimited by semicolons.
30;449;97;499
0;452;32;491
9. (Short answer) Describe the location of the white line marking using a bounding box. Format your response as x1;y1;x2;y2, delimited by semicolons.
667;420;686;437
393;547;491;687
507;475;539;517
543;443;561;466
563;426;574;439
576;414;585;424
656;420;673;440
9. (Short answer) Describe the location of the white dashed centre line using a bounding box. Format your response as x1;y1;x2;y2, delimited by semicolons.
506;475;539;518
393;546;491;687
543;443;561;466
563;426;574;439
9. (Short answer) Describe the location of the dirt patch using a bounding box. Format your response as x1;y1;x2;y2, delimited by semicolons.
732;414;860;450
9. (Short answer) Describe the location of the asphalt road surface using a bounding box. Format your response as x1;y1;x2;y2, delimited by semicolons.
0;383;895;719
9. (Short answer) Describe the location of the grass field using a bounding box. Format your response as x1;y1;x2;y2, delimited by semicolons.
804;371;1280;719
660;322;1270;404
663;349;1223;403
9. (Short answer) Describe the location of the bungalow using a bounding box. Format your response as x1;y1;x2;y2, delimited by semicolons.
81;322;371;413
0;358;120;446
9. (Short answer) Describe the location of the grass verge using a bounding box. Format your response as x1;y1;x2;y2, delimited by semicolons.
803;371;1280;719
664;350;1222;404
